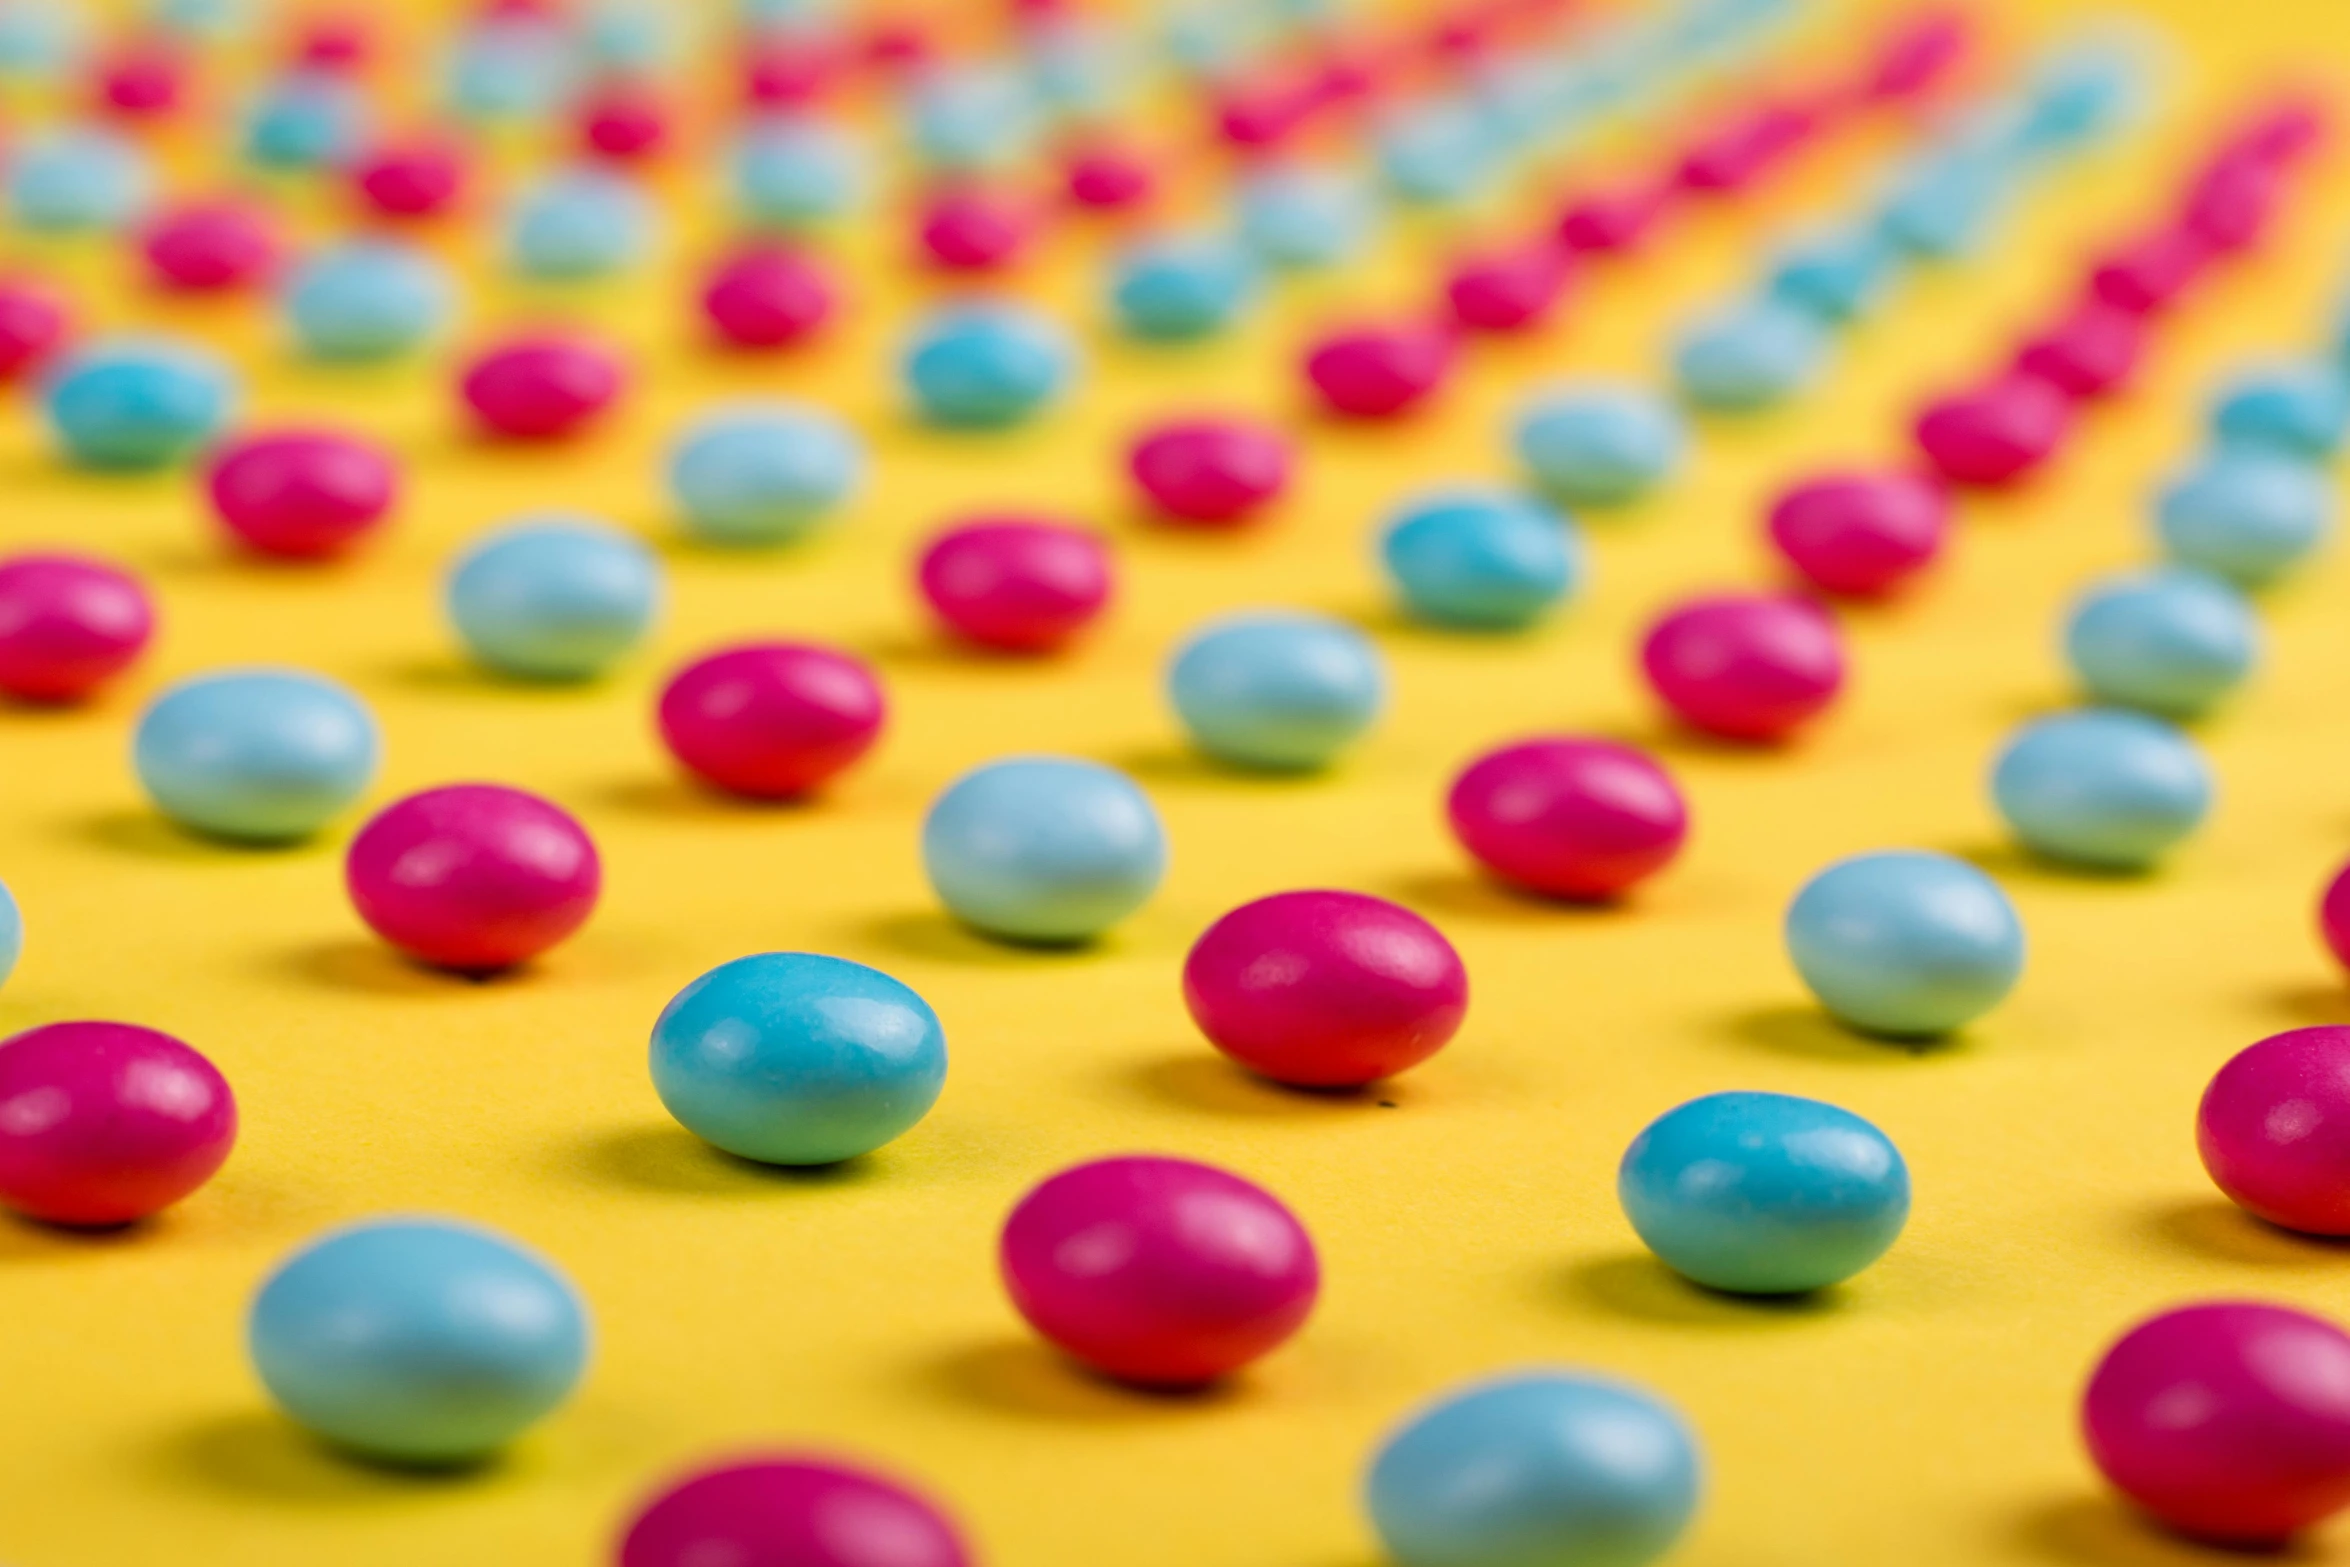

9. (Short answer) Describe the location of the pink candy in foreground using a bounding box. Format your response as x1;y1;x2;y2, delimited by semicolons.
1000;1154;1319;1386
460;335;625;440
0;553;154;703
700;247;836;349
1445;243;1572;333
1642;593;1845;743
916;185;1034;272
0;1021;236;1226
1914;373;2074;488
658;642;885;800
1447;736;1689;900
2198;1026;2350;1235
917;517;1112;653
140;201;280;292
205;429;398;559
1303;322;1454;419
1183;889;1467;1087
0;278;69;380
346;784;601;972
2084;1301;2350;1545
1766;471;1949;599
1128;418;1292;526
619;1456;973;1567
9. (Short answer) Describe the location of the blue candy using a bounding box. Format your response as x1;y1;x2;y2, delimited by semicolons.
1875;150;2008;258
2211;363;2350;460
1514;384;1686;506
1109;235;1257;341
581;0;671;68
1235;163;1376;270
2154;450;2334;590
1991;708;2212;871
651;952;947;1165
506;168;657;280
1767;224;1897;323
1620;1091;1910;1294
670;403;862;547
147;0;244;36
1785;850;2025;1037
1672;298;1828;411
1381;491;1581;631
445;15;571;121
1169;612;1385;771
0;877;19;990
1024;16;1130;116
2063;567;2258;719
7;127;149;232
922;757;1166;943
249;1218;589;1465
0;0;83;77
283;240;455;362
2012;35;2147;155
447;518;661;681
45;338;234;471
1377;98;1499;205
243;69;369;169
1367;1371;1702;1567
905;65;1036;172
904;305;1075;429
732;115;866;230
134;669;379;842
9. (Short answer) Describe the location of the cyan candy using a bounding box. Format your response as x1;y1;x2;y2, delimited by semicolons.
1377;98;1500;205
1109;234;1257;341
2012;35;2148;154
243;69;369;169
1381;490;1581;631
506;167;657;279
922;756;1166;942
1514;383;1686;506
732;115;866;230
0;876;19;989
581;0;671;69
669;402;862;546
7;127;149;231
1786;849;2025;1037
45;338;235;470
1768;223;1897;322
1168;611;1386;771
904;304;1075;429
447;517;662;681
2211;363;2350;459
1236;163;1376;270
134;668;379;842
444;14;572;121
905;65;1036;171
0;0;82;77
1620;1091;1911;1293
1876;150;2008;258
282;240;454;361
2064;567;2259;719
1024;16;1131;116
1672;298;1828;411
1991;708;2213;871
2155;449;2335;589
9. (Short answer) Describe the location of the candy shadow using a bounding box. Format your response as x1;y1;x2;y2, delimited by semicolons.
562;1124;880;1197
1107;745;1331;790
73;809;332;863
1381;868;1630;926
918;1339;1253;1424
150;1411;496;1505
2252;979;2350;1028
853;910;1104;968
2142;1197;2350;1270
1123;1051;1410;1120
1721;1002;1964;1065
2009;1496;2313;1564
1557;1254;1846;1327
374;656;613;700
1953;841;2161;887
272;938;527;996
0;1210;150;1263
861;631;1066;674
596;775;788;822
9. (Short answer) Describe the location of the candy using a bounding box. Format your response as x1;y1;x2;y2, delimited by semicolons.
904;64;1035;172
2063;567;2257;718
0;552;154;702
577;78;669;161
249;1218;589;1464
1766;471;1948;598
0;878;15;988
7;126;149;231
1448;736;1688;901
205;429;397;559
2154;449;2333;590
1108;233;1256;340
1672;298;1829;411
620;1457;974;1567
2211;362;2350;459
45;337;235;470
1620;1091;1910;1293
1990;708;2212;871
1767;223;1895;322
1063;140;1154;209
2013;301;2145;400
1513;384;1685;506
668;403;862;547
346;784;600;971
444;12;567;120
282;240;454;361
903;304;1074;429
700;245;835;349
0;276;69;379
658;642;884;798
731;114;865;229
1875;150;2006;259
350;137;470;220
1444;243;1572;334
916;517;1112;653
459;334;626;440
1367;1372;1701;1567
1303;322;1454;419
2084;1302;2350;1546
505;166;656;279
1380;490;1580;630
1556;178;1674;254
1168;611;1385;771
1235;163;1375;269
1128;418;1291;526
134;669;378;841
140;199;280;292
1000;1155;1318;1385
1785;849;2026;1036
1914;373;2073;488
2089;227;2210;316
2198;1027;2350;1234
1378;97;1500;205
447;516;660;680
917;183;1034;272
921;756;1165;942
1641;593;1845;743
0;1021;235;1225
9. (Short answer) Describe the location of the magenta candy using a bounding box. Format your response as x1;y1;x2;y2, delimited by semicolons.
917;517;1111;653
1914;374;2074;488
2180;157;2283;253
1000;1154;1319;1386
1064;143;1155;210
352;138;470;220
140;201;280;293
2324;859;2350;974
2230;98;2330;170
346;784;601;972
1864;7;1975;100
657;642;884;800
1447;736;1688;900
1556;179;1673;254
294;13;371;70
579;82;669;162
744;32;839;107
2013;302;2146;400
0;552;154;703
620;1455;973;1567
1444;244;1572;333
1183;889;1466;1088
701;247;836;350
2199;1028;2350;1235
1677;100;1815;193
2089;227;2212;316
94;42;185;119
460;335;625;440
2085;1301;2350;1545
205;429;397;560
1766;471;1949;599
1642;592;1845;744
0;278;68;380
1128;418;1291;527
0;1021;236;1227
1303;322;1454;419
917;185;1034;272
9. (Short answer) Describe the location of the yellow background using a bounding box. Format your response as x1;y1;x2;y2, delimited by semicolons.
4;1;2350;1562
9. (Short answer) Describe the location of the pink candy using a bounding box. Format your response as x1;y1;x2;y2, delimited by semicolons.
0;552;155;704
2085;1301;2350;1545
1183;890;1466;1087
2199;1027;2350;1235
2181;157;2284;253
1556;178;1673;254
620;1456;972;1567
1641;592;1846;744
916;185;1035;272
1447;737;1689;900
1863;5;1976;101
2013;301;2145;400
658;642;885;800
1444;243;1572;333
1913;373;2074;488
93;40;186;119
346;784;602;972
293;13;371;71
2089;227;2212;316
205;429;397;559
1128;418;1292;527
0;1021;236;1226
1303;322;1455;419
351;138;470;220
1766;471;1949;599
140;201;280;292
1000;1154;1319;1386
916;517;1112;653
1063;142;1155;210
0;277;69;380
460;334;625;440
744;32;839;108
578;81;670;162
1676;99;1817;194
700;247;836;349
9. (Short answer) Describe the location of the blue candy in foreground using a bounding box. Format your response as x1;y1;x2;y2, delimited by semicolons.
1169;612;1386;771
1991;708;2213;871
447;518;661;681
922;757;1166;943
669;403;863;547
46;338;235;471
2063;567;2258;719
1382;491;1580;631
134;668;379;842
904;305;1075;429
1786;850;2025;1037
